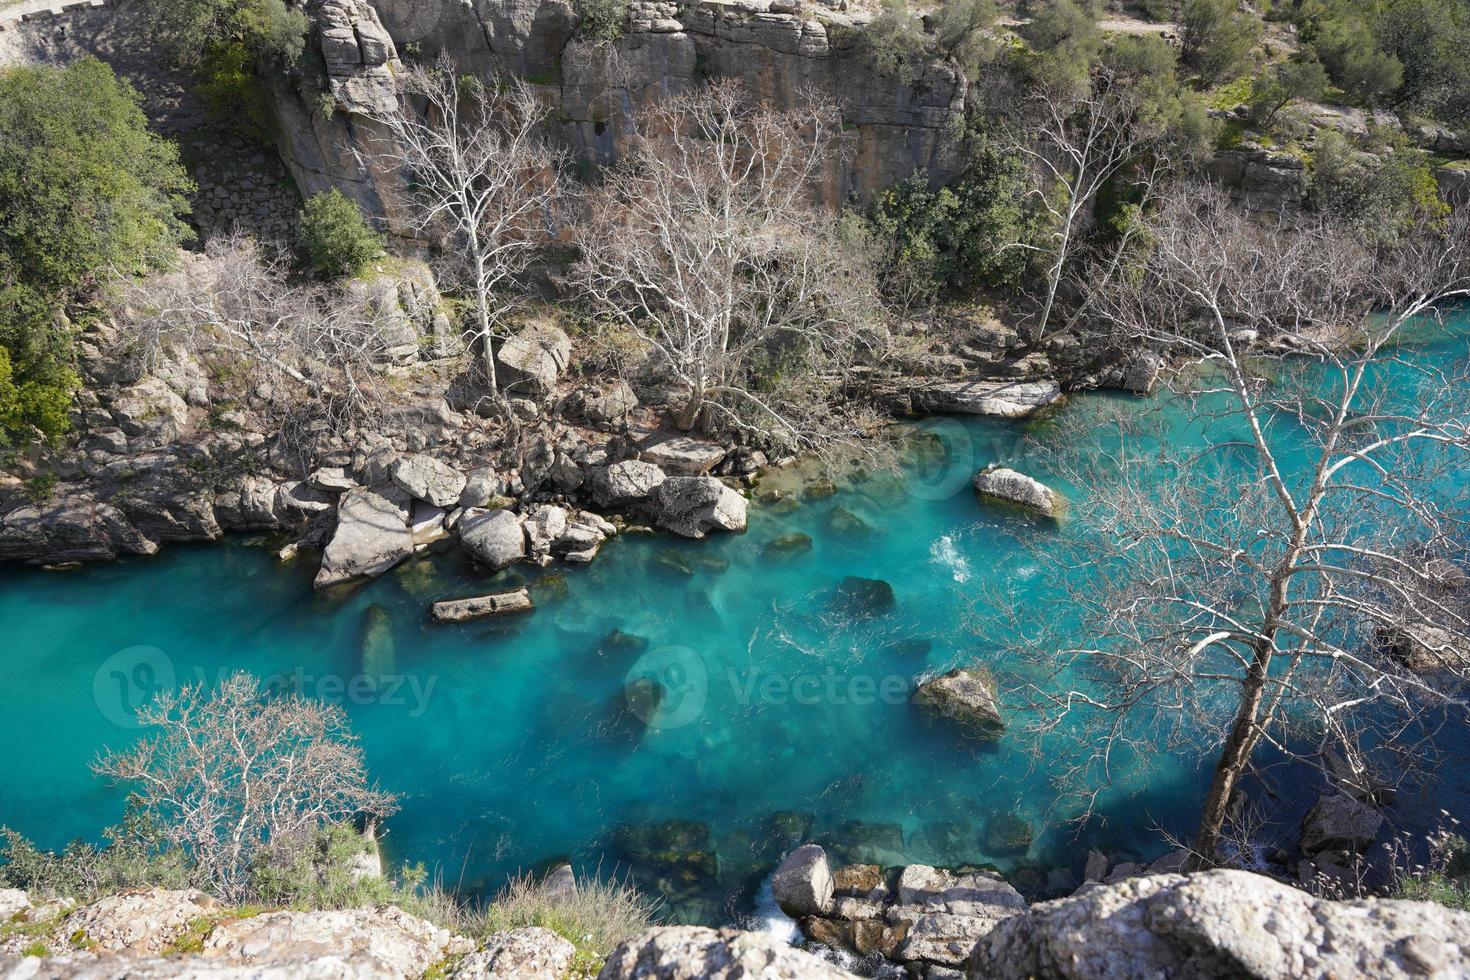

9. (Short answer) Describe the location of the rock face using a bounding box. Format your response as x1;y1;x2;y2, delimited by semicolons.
911;379;1061;418
315;489;414;588
771;844;835;918
430;588;534;623
450;927;575;980
892;865;1027;968
61;889;218;954
913;668;1005;737
970;869;1470;980
597;926;858;980
272;0;968;235
972;467;1066;520
0;493;157;564
389;454;467;508
1207;146;1309;213
1382;621;1470;672
654;477;747;538
458;508;526;571
202;906;471;976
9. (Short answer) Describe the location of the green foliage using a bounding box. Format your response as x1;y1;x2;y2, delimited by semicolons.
197;41;275;144
863;152;1037;303
1308;128;1449;242
147;0;308;66
0;808;190;900
1393;833;1470;910
484;871;657;975
862;0;996;79
0;59;190;447
1248;54;1330;128
299;191;383;279
1375;0;1470;125
1177;0;1261;83
573;0;630;44
1020;0;1104;88
1308;14;1403;105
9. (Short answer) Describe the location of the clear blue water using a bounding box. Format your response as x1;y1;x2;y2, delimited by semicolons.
3;319;1468;921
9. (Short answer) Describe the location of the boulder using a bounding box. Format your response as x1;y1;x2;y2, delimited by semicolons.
638;434;728;476
212;475;283;530
889;866;1026;968
308;467;358;493
654;477;747;538
0;493;155;564
61;888;218;954
911;379;1061;418
495;324;572;399
969;869;1470;980
1300;793;1383;853
832;576;896;618
597;926;858;979
1382;621;1470;672
459;468;507;509
567;382;638;426
522;504;569;558
108;378;190;446
459;508;525;571
451;927;575;980
588;460;667;509
771;844;835;918
314;489;414;588
913;668;1005;737
972;467;1066;520
430;589;534;623
389;454;467;508
204;905;472;976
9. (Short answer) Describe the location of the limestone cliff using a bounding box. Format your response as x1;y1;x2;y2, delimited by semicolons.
273;0;969;233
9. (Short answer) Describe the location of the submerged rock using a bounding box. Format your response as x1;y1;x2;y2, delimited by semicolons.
361;604;396;680
765;532;813;557
832;576;896;618
913;668;1005;738
430;589;534;624
972;467;1066;520
984;813;1033;856
315;489;414;589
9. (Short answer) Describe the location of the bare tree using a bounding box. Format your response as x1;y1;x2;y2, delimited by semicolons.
367;55;563;397
569;81;886;450
118;234;397;437
1006;66;1170;342
997;186;1470;865
94;673;397;902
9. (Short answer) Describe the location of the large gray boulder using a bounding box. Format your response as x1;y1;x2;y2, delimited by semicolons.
315;489;414;588
458;508;525;571
968;869;1470;980
597;926;857;979
911;379;1061;418
108;378;190;447
638;434;728;476
771;844;834;918
588;460;667;509
0;493;156;564
1300;793;1383;853
389;454;467;508
654;476;747;538
972;467;1066;520
495;324;572;399
912;668;1005;738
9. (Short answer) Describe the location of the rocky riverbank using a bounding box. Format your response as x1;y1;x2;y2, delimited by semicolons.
3;860;1467;980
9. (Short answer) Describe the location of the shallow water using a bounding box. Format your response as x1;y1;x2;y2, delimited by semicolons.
2;320;1468;921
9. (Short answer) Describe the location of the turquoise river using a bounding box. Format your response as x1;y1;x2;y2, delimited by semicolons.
3;318;1469;923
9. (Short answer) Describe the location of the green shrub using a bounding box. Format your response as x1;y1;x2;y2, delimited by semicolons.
147;0;308;66
1308;128;1448;242
197;41;275;144
1178;0;1262;83
1248;55;1330;128
573;0;629;44
0;58;191;447
299;191;384;278
0;809;190;900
